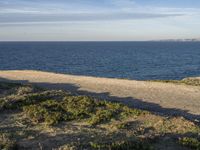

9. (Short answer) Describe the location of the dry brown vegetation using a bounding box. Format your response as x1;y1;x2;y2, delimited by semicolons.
0;82;200;150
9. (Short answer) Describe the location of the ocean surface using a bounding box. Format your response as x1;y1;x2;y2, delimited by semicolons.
0;41;200;80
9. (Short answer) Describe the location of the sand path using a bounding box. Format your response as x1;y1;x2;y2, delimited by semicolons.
0;70;200;121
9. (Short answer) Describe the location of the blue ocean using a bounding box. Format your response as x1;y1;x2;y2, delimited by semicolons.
0;41;200;80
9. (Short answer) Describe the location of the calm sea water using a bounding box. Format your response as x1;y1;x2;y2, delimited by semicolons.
0;41;200;80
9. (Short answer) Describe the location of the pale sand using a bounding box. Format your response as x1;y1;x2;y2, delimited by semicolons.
0;70;200;120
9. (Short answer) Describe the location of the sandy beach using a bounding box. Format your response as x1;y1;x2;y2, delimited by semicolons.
0;70;200;121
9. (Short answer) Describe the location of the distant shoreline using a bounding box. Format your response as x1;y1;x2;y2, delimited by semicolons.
0;40;200;42
0;69;200;81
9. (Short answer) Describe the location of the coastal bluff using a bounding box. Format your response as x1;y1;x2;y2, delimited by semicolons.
0;70;200;121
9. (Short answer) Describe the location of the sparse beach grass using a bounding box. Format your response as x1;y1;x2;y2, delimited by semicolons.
0;81;200;150
150;78;200;86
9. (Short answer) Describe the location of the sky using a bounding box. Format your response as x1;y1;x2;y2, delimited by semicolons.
0;0;200;41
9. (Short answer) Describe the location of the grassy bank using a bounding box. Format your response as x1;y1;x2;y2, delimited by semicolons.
0;82;200;150
150;78;200;86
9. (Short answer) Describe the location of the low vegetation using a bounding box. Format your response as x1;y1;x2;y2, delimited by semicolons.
0;81;200;150
179;137;200;150
89;139;153;150
0;133;17;150
151;78;200;86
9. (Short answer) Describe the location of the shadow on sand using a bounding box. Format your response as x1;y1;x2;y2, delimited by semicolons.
0;77;200;124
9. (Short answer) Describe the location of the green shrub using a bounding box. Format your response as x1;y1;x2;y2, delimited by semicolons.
62;96;96;118
23;96;96;126
0;82;144;126
182;78;200;86
88;109;114;126
116;122;131;129
179;137;200;150
23;96;143;126
23;105;48;123
16;86;36;95
23;100;66;125
0;90;67;111
120;105;143;118
90;139;153;150
0;133;18;150
152;79;200;86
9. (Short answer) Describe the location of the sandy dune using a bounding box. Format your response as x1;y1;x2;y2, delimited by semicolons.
0;70;200;121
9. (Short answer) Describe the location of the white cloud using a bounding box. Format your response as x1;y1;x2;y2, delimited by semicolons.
109;0;136;7
0;11;184;25
0;0;200;40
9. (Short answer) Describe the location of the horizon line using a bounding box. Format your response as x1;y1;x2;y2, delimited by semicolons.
0;40;200;42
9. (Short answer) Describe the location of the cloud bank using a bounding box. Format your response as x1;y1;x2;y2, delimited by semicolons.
0;0;189;24
0;0;200;40
0;12;184;24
